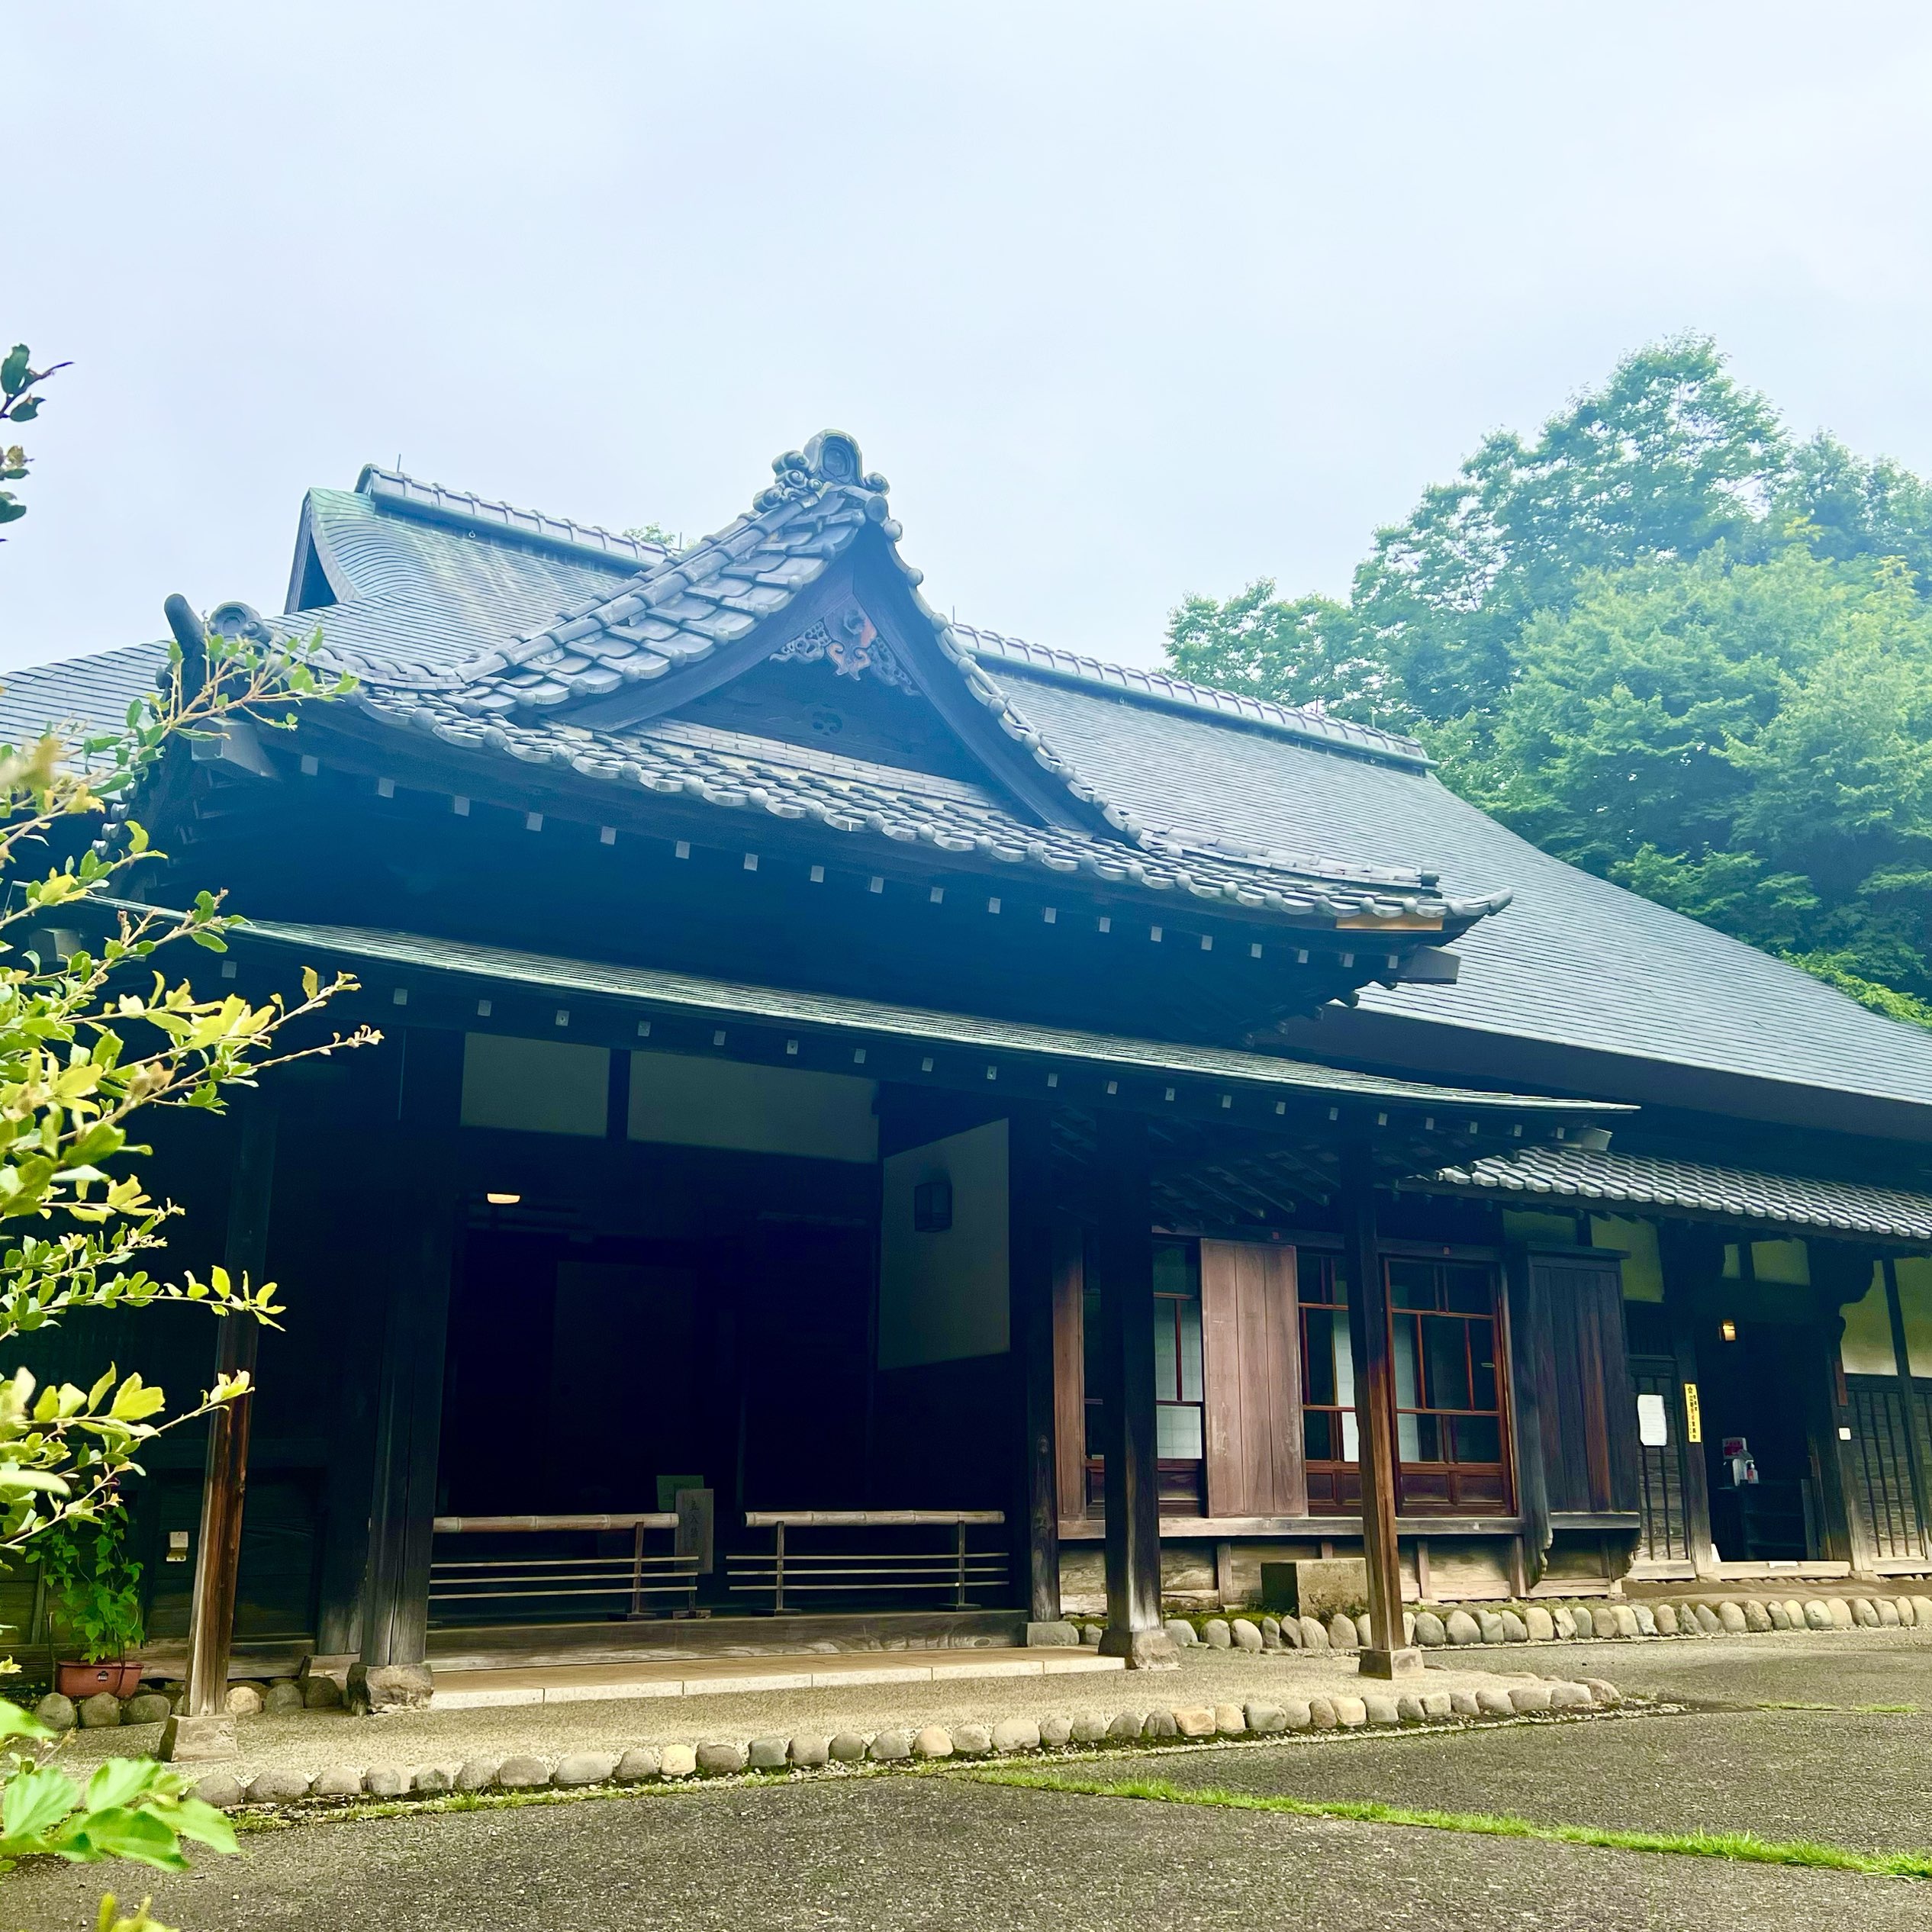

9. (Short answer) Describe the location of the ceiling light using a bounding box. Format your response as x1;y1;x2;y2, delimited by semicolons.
1719;1319;1737;1342
485;1192;521;1206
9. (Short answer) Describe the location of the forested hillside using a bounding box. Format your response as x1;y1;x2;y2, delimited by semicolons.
1167;339;1932;1025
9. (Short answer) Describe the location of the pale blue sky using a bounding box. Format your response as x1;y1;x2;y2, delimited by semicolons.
8;2;1932;671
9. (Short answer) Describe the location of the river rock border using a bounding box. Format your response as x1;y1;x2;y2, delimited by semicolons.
1141;1590;1932;1657
182;1673;1624;1812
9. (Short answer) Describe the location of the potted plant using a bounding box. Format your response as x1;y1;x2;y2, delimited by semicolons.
34;1512;148;1700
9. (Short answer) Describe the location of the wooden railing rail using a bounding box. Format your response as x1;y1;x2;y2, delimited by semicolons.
729;1509;1009;1612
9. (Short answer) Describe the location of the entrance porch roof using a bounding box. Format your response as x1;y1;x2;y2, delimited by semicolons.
225;916;1628;1177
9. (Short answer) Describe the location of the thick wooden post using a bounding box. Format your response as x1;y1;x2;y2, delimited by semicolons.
1657;1225;1719;1573
349;1132;458;1711
1883;1257;1932;1561
162;1100;279;1759
1341;1136;1418;1677
1009;1106;1061;1624
1091;1112;1177;1669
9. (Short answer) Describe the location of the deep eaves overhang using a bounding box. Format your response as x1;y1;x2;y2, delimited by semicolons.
205;915;1631;1190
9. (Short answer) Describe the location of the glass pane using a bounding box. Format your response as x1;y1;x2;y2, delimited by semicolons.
1302;1309;1339;1406
1397;1409;1422;1460
1444;1265;1492;1315
1302;1258;1345;1308
1472;1325;1498;1412
1157;1403;1203;1460
1423;1315;1472;1412
1341;1406;1360;1463
1303;1410;1336;1461
1152;1300;1179;1402
1454;1414;1501;1465
1392;1314;1420;1409
1331;1314;1356;1412
1387;1259;1437;1311
1084;1397;1103;1457
1152;1241;1198;1297
1407;1412;1441;1461
1178;1296;1203;1403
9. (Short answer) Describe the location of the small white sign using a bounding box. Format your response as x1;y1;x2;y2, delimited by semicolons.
1636;1391;1669;1447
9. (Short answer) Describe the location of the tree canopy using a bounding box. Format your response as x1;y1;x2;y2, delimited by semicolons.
1166;335;1932;1022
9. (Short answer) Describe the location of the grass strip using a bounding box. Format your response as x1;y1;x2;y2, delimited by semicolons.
971;1769;1932;1879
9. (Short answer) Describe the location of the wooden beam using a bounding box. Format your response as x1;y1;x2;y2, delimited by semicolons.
1009;1104;1061;1622
1340;1135;1418;1678
184;1098;279;1718
1091;1111;1177;1668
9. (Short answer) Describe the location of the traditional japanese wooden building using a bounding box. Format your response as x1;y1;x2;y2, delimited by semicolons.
14;432;1932;1701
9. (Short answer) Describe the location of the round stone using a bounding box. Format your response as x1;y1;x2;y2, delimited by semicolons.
224;1684;265;1718
1653;1603;1680;1636
1201;1618;1233;1649
1892;1596;1915;1627
1784;1599;1808;1629
1279;1616;1305;1649
1212;1703;1246;1736
1281;1699;1314;1730
1765;1601;1790;1631
1744;1601;1773;1633
1331;1696;1368;1728
1039;1715;1073;1748
1170;1706;1216;1739
1413;1611;1447;1647
1230;1618;1264;1653
1476;1688;1515;1717
1421;1692;1454;1720
1299;1615;1331;1651
1853;1598;1882;1629
1164;1618;1199;1649
660;1744;697;1779
494;1755;551;1790
1547;1682;1592;1711
1694;1603;1723;1634
1582;1678;1621;1705
1259;1615;1282;1648
912;1725;954;1760
1826;1598;1855;1630
1718;1601;1748;1634
1395;1695;1427;1724
698;1740;750;1775
1551;1605;1578;1639
1141;1709;1180;1740
1571;1606;1596;1638
364;1766;407;1798
1307;1696;1338;1730
829;1732;869;1763
454;1758;501;1792
1804;1599;1834;1630
1444;1609;1481;1646
865;1732;913;1764
1245;1702;1287;1734
1509;1683;1553;1715
1080;1624;1102;1647
1911;1596;1932;1628
1449;1691;1481;1718
1632;1605;1658;1637
78;1692;122;1729
952;1724;995;1757
123;1692;172;1726
786;1737;828;1769
1525;1607;1555;1642
1363;1695;1400;1725
1500;1611;1528;1643
1328;1613;1358;1650
745;1737;789;1771
33;1693;75;1731
1613;1605;1641;1638
411;1767;452;1795
246;1768;313;1805
314;1765;367;1798
1476;1611;1505;1644
1069;1713;1110;1744
1876;1598;1901;1628
1103;1714;1141;1743
990;1718;1040;1754
193;1773;246;1811
302;1676;344;1709
264;1682;305;1715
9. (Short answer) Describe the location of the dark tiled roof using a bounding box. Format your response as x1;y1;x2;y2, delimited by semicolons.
0;640;172;749
356;466;672;572
1423;1144;1932;1243
360;696;1502;926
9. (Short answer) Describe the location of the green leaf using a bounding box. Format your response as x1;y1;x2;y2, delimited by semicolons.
84;1757;163;1811
0;346;27;397
2;1762;78;1842
69;1805;185;1869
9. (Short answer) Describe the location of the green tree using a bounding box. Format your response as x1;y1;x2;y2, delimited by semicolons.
1;344;69;536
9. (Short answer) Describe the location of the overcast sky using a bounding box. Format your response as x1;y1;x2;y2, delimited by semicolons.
10;3;1932;673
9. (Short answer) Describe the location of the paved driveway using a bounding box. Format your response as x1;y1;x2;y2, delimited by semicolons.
11;1629;1932;1931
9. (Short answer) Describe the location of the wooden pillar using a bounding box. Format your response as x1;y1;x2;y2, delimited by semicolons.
183;1098;279;1720
350;1135;457;1707
1340;1135;1417;1677
1009;1105;1061;1623
1883;1257;1932;1561
1657;1225;1718;1574
1503;1248;1551;1589
1802;1243;1866;1568
1090;1112;1177;1669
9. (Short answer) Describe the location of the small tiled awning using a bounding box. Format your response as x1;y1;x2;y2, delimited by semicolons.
1421;1144;1932;1245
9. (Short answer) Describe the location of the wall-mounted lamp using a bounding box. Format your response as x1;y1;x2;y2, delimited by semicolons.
913;1177;952;1233
485;1192;522;1207
1719;1319;1738;1342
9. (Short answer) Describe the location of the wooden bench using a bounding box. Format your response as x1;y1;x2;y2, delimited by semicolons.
429;1512;700;1621
726;1510;1008;1612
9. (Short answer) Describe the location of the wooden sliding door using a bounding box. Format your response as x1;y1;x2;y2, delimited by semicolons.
1200;1240;1306;1518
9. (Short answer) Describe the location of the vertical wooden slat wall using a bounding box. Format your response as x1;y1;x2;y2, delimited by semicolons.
1200;1241;1305;1518
1530;1253;1637;1515
1051;1221;1088;1522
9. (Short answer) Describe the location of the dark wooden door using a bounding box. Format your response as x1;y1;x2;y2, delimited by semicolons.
1201;1241;1304;1518
1628;1354;1692;1563
1531;1252;1638;1516
1844;1373;1927;1561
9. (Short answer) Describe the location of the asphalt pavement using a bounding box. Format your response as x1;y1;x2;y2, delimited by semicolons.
9;1628;1932;1931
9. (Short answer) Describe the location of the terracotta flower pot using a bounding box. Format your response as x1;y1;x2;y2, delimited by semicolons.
56;1660;143;1701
